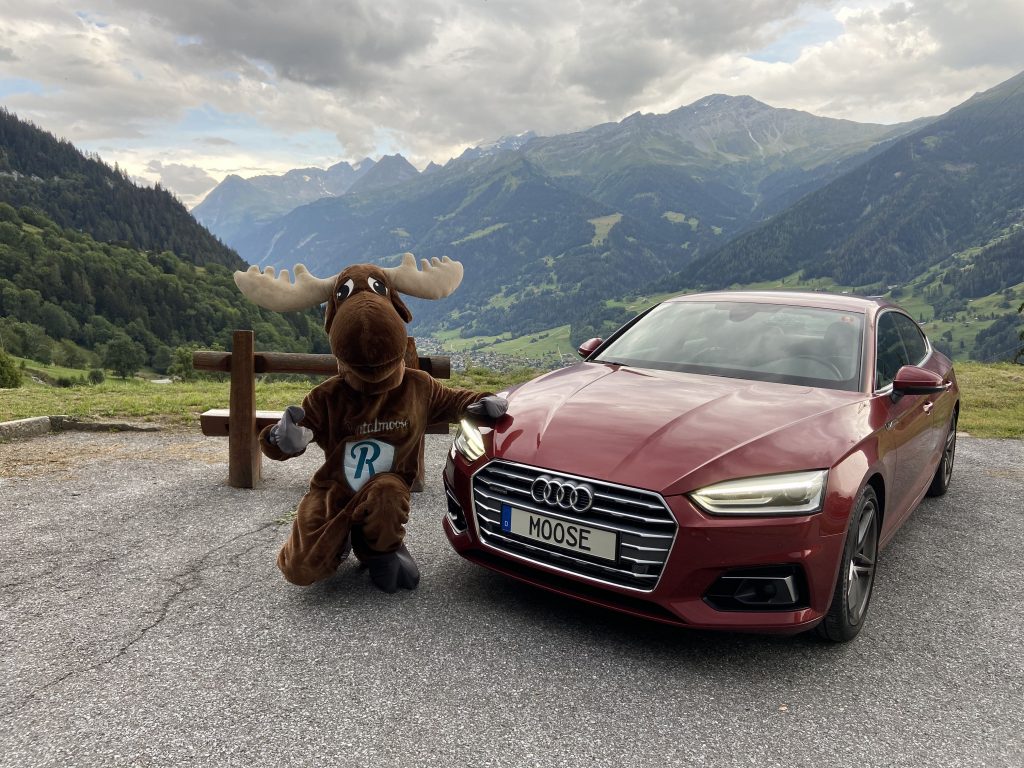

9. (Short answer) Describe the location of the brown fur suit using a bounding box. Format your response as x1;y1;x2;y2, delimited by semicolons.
254;263;487;589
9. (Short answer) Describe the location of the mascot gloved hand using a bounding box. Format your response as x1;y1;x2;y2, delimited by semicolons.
466;395;508;421
235;254;497;593
269;405;314;455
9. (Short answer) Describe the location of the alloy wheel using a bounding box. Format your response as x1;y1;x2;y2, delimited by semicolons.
942;419;957;486
845;499;878;625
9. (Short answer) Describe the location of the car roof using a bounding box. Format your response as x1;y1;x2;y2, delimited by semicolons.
665;290;900;314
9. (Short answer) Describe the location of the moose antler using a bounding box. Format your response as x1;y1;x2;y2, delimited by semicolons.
233;264;336;312
383;253;463;300
234;253;464;310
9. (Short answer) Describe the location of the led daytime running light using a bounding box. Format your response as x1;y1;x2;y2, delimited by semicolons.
690;470;828;516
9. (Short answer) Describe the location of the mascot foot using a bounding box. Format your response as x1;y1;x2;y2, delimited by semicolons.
366;544;421;593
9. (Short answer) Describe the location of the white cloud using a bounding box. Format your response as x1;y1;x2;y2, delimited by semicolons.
0;0;1020;200
144;160;217;203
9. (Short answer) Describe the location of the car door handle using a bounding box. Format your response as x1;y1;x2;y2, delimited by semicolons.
922;401;934;414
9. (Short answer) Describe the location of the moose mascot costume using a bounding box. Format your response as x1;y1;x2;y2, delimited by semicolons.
234;254;505;593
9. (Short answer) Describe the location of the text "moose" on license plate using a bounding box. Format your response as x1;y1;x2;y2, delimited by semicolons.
501;504;617;562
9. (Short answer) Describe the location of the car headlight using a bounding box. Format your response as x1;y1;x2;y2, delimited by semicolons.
689;470;828;516
453;419;485;462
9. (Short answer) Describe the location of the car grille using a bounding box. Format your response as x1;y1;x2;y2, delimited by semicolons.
472;460;677;591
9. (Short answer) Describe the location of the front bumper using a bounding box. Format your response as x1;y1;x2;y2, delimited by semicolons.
443;449;846;634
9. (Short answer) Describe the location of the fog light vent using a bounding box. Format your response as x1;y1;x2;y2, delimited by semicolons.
704;565;808;611
446;489;467;532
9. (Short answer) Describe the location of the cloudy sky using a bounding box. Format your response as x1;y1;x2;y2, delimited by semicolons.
1;0;1021;207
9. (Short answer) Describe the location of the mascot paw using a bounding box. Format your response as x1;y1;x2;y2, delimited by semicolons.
466;395;509;421
366;544;421;593
270;405;314;454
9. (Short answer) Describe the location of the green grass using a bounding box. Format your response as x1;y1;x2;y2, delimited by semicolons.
451;222;508;246
432;328;507;352
2;361;1020;438
483;325;575;358
450;366;545;393
0;368;543;427
433;325;576;359
0;377;310;425
955;362;1024;439
13;356;100;382
589;214;622;246
662;211;699;231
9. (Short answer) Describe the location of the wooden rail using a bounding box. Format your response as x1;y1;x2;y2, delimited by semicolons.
194;330;451;489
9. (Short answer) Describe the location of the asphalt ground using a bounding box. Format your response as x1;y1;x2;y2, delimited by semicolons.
1;430;1021;768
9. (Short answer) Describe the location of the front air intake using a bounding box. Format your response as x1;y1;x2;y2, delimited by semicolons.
446;489;467;532
704;565;809;611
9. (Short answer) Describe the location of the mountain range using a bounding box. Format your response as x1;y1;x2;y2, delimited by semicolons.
195;93;931;340
2;69;1022;374
674;70;1024;292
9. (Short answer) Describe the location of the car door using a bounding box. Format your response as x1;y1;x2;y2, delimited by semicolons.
873;311;935;528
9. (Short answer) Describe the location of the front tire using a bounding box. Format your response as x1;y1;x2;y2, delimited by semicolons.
926;411;957;498
816;485;879;643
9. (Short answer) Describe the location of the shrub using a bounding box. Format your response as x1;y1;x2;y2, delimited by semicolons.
88;368;105;385
103;335;146;379
168;344;199;381
0;349;22;388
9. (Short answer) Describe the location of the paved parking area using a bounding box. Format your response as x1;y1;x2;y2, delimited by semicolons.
1;430;1021;767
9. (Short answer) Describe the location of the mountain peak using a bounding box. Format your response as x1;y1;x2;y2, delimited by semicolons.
347;154;419;195
684;93;770;112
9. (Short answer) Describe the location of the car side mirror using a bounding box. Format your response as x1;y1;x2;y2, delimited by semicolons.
891;365;947;397
578;337;603;358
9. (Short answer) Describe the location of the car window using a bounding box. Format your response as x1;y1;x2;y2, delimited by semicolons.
593;301;864;391
893;312;928;365
875;312;909;390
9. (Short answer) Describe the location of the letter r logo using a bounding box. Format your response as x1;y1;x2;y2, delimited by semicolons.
352;441;381;478
343;439;395;491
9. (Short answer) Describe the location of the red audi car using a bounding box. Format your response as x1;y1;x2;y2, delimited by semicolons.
442;291;959;641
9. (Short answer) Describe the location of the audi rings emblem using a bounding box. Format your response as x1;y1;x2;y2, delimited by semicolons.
531;476;595;513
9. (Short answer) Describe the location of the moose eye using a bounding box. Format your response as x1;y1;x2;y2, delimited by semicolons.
336;278;355;301
368;277;389;296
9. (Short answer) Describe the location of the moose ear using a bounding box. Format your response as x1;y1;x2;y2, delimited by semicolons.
391;291;413;323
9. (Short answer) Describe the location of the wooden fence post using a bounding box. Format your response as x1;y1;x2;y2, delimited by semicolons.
228;330;260;488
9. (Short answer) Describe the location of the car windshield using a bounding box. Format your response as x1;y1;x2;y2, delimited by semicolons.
594;300;865;391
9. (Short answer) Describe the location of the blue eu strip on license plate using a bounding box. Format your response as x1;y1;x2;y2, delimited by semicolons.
501;504;512;531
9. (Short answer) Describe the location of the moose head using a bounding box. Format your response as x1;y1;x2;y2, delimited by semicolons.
234;253;463;391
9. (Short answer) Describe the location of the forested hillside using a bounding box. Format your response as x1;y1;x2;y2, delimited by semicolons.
0;203;327;372
0;108;241;269
673;72;1024;292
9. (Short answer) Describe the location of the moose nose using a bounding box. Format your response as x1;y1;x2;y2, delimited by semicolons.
330;292;408;367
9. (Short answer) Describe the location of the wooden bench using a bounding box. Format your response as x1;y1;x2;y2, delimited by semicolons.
193;330;451;489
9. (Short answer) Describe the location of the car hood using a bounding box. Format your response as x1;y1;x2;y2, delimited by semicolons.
491;363;868;495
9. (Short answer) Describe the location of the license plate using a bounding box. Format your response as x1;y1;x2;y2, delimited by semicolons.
501;504;617;562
